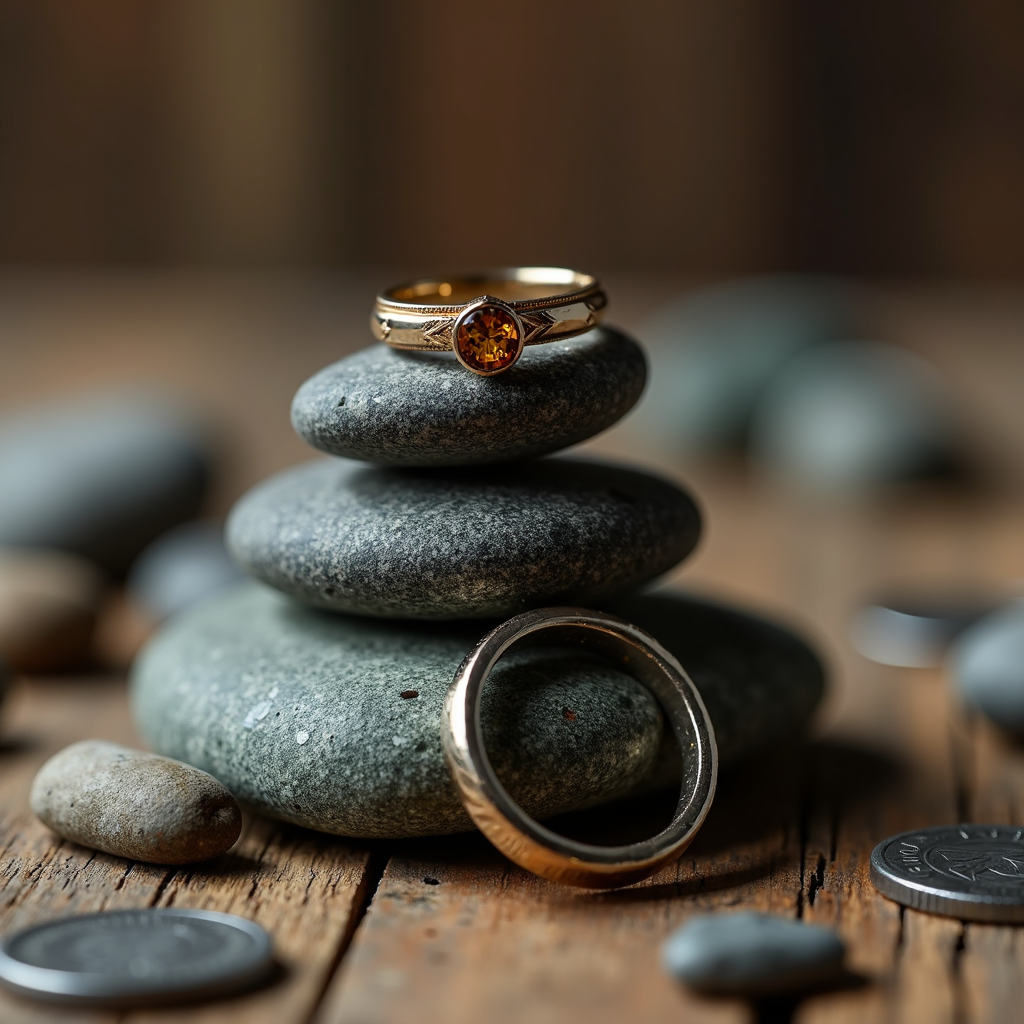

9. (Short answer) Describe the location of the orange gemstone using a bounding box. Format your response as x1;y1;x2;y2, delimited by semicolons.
455;306;521;373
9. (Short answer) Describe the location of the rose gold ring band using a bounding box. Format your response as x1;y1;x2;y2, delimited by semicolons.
441;607;718;888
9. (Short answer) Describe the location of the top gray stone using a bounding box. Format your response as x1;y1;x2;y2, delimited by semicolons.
290;328;646;466
0;393;209;574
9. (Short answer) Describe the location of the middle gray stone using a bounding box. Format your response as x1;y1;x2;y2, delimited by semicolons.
227;457;701;619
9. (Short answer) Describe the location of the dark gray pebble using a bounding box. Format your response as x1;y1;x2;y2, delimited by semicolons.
631;276;858;452
662;913;845;996
130;581;665;838
128;521;245;621
750;341;951;491
291;328;647;466
950;602;1024;734
226;457;700;619
611;591;825;770
0;394;210;574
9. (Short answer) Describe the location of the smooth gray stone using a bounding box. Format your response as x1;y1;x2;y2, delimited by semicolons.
130;584;825;839
129;521;245;621
610;592;825;770
662;913;845;995
950;602;1024;735
629;276;858;453
291;328;647;466
130;582;665;838
226;457;700;619
0;394;209;574
750;341;951;492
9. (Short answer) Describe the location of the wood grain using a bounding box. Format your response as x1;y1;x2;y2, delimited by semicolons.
2;278;1024;1023
0;678;376;1024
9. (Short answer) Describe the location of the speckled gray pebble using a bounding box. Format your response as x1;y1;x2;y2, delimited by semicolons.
226;457;700;619
30;740;241;864
0;394;210;574
130;583;825;839
662;913;845;996
131;582;665;838
950;601;1024;735
290;328;647;466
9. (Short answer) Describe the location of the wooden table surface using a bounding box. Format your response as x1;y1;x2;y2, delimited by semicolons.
2;275;1024;1024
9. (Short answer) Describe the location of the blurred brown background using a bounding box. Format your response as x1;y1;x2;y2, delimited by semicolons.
1;0;1023;275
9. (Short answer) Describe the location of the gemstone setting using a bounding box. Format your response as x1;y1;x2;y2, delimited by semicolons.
453;298;524;375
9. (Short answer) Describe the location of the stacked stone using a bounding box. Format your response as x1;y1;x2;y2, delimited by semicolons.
131;328;825;839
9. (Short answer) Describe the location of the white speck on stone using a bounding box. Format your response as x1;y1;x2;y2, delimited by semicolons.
243;700;273;729
392;735;408;747
268;685;279;699
296;731;310;745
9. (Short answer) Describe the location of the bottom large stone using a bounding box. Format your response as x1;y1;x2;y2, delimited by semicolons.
130;582;824;838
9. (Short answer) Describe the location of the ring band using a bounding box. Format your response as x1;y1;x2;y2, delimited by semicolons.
372;267;607;376
442;607;718;888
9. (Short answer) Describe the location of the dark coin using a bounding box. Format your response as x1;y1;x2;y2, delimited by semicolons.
0;908;273;1006
871;824;1024;922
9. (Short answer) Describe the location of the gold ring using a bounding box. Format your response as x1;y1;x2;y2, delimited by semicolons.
371;267;607;376
442;607;718;888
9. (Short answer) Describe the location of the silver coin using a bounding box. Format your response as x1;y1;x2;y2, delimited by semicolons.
871;824;1024;922
0;908;273;1005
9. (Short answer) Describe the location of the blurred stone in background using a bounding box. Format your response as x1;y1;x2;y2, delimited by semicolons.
631;276;858;453
128;520;243;623
951;601;1024;736
0;548;106;672
0;393;211;574
749;340;952;491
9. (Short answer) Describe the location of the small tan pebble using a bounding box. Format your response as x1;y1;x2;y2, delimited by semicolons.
0;548;106;672
30;740;241;864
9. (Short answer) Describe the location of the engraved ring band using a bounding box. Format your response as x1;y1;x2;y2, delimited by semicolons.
441;607;718;888
372;267;607;376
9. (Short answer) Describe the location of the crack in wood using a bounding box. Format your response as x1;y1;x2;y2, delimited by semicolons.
112;862;135;891
950;924;968;1024
304;850;388;1024
807;853;826;907
148;869;178;908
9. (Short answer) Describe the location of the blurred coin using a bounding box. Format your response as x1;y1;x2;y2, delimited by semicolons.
0;909;272;1005
871;825;1024;922
851;598;993;668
